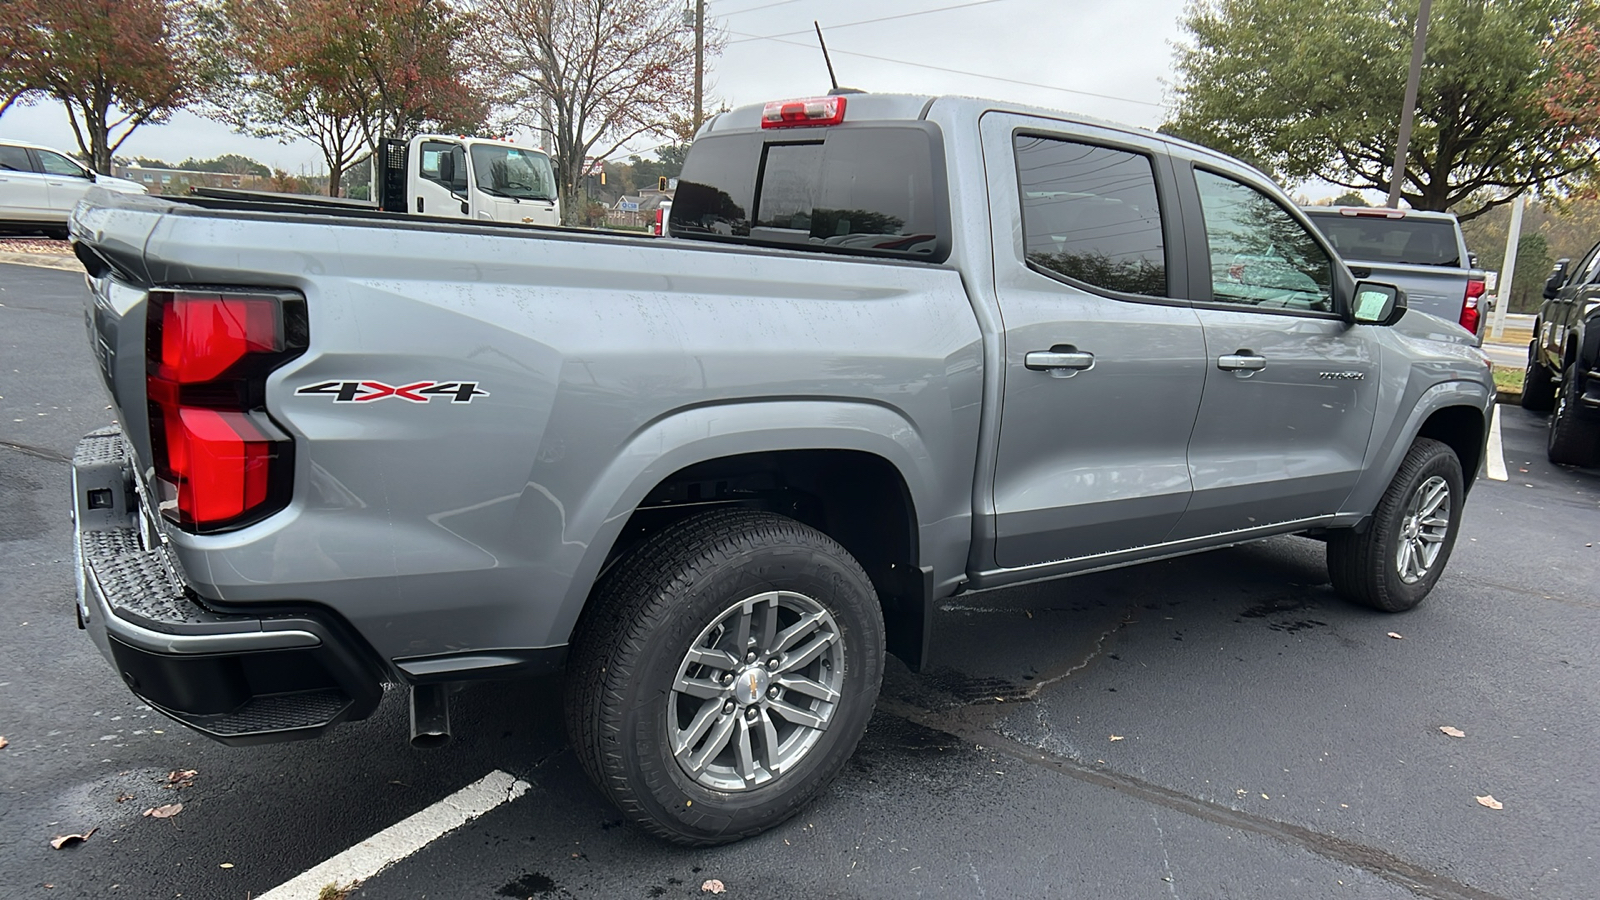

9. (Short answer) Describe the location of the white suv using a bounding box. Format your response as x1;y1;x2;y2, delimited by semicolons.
0;139;146;238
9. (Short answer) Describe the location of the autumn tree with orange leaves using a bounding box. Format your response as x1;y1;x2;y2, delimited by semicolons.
212;0;486;196
0;0;219;173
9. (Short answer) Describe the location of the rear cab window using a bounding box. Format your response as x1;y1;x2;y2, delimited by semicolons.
671;123;950;262
1304;211;1461;267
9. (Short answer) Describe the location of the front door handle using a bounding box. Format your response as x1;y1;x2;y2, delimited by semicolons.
1217;353;1267;371
1025;350;1095;371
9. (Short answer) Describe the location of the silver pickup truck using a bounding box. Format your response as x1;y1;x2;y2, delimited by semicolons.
68;93;1494;845
1303;206;1489;343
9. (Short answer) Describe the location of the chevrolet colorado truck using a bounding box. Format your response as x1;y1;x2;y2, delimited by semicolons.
1303;206;1489;343
68;93;1495;845
1522;249;1600;466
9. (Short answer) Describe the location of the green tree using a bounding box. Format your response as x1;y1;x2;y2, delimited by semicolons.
1166;0;1600;220
1331;191;1371;207
179;153;271;176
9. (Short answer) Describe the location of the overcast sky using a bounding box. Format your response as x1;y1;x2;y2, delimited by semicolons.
0;0;1185;171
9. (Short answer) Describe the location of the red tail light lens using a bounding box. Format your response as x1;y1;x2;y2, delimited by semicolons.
146;291;307;531
1461;277;1486;333
761;96;847;128
654;207;665;236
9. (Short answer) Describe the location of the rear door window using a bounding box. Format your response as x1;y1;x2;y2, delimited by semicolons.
0;145;34;172
672;124;949;261
1014;135;1168;297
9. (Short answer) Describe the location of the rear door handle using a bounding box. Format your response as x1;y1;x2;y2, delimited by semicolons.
1217;353;1267;371
1025;350;1095;371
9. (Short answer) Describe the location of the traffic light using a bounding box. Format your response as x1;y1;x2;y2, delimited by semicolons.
659;176;668;191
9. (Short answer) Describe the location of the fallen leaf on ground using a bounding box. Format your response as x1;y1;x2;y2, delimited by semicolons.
701;879;726;894
143;803;182;819
1109;735;1125;741
219;862;234;869
1475;794;1503;810
0;736;9;749
49;828;97;849
114;792;134;803
167;769;197;785
1439;726;1465;738
1387;632;1404;640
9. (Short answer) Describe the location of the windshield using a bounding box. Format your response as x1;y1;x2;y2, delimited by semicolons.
1304;212;1461;267
469;144;556;201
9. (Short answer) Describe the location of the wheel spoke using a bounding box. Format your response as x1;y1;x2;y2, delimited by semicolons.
1421;515;1450;530
735;716;757;782
686;646;740;671
777;631;836;673
687;710;739;773
773;610;825;653
778;672;840;702
1419;482;1449;518
673;699;723;756
732;603;754;654
759;595;779;651
1398;541;1417;580
1419;530;1447;544
769;697;826;730
758;707;782;773
674;673;726;700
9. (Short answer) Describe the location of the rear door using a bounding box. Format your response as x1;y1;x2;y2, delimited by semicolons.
1169;162;1380;540
35;147;96;216
982;113;1207;569
0;145;52;222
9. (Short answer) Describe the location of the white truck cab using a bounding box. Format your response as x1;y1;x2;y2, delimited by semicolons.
407;135;560;226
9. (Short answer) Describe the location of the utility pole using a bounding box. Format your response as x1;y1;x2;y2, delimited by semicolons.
694;0;705;130
1387;0;1432;208
1491;194;1527;340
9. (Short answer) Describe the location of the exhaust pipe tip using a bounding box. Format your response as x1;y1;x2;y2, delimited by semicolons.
409;683;452;749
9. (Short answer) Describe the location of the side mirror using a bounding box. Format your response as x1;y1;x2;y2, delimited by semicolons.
1468;252;1479;268
1544;258;1571;300
1351;281;1407;326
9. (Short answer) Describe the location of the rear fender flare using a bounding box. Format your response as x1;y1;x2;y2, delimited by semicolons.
551;399;939;642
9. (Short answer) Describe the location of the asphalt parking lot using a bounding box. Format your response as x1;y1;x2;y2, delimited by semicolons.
2;260;1597;900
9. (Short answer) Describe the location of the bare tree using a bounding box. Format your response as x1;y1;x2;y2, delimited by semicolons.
466;0;708;224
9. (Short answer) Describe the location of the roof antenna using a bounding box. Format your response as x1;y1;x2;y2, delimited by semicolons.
814;22;864;95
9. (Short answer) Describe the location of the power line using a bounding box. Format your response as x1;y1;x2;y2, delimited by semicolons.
724;30;1165;108
714;0;810;17
726;0;1025;44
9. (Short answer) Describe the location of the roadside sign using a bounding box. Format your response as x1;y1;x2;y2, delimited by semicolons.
619;200;639;212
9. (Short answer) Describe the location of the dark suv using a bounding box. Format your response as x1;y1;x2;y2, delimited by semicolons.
1523;245;1600;466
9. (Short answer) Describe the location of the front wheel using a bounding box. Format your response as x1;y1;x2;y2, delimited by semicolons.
565;508;885;846
1327;438;1464;612
1547;362;1600;467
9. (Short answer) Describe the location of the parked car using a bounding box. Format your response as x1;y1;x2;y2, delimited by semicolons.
68;93;1494;846
0;139;145;238
1522;248;1600;466
1302;206;1488;342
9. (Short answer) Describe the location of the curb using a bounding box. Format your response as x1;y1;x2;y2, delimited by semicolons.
1495;391;1522;405
0;251;81;272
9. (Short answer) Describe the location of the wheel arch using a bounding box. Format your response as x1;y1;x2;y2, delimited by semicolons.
556;400;942;671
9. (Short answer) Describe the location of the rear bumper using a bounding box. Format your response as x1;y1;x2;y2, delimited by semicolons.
72;426;384;745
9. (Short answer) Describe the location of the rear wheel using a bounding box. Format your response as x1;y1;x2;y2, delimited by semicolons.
1546;361;1600;467
1520;339;1556;411
1327;438;1463;612
565;508;884;846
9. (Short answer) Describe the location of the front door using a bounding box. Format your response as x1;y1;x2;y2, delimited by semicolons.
984;114;1207;570
1171;164;1381;540
0;145;51;222
36;147;95;216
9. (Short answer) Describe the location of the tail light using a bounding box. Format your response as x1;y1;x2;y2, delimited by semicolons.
654;207;664;236
761;96;847;128
146;290;307;532
1461;276;1486;334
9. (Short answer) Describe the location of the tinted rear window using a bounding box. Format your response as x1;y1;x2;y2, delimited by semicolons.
671;123;948;261
1305;212;1460;267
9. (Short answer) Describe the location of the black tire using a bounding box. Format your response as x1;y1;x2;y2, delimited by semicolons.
1327;438;1464;612
1521;339;1556;411
1547;361;1600;467
564;508;885;846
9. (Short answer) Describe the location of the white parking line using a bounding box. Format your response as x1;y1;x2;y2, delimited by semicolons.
1486;404;1508;482
256;769;531;899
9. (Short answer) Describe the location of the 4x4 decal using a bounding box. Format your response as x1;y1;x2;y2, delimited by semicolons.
295;381;489;403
